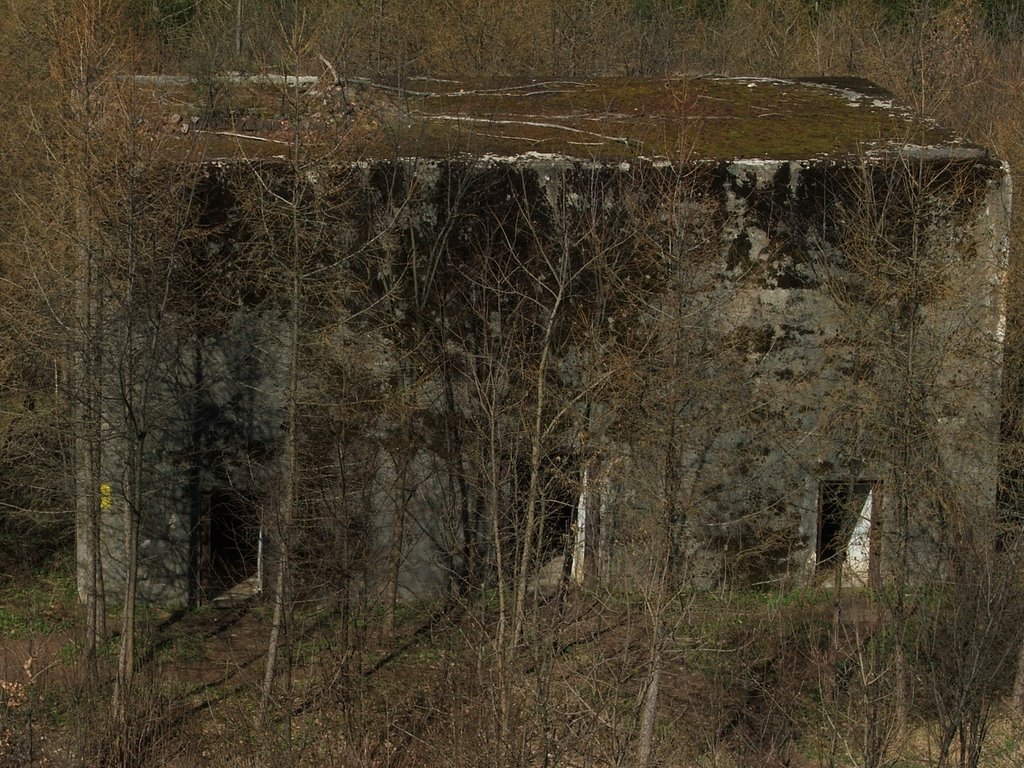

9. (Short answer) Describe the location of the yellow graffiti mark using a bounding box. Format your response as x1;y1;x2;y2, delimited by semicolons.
99;483;111;510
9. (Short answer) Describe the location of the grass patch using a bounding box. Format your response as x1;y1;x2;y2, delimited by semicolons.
0;554;76;639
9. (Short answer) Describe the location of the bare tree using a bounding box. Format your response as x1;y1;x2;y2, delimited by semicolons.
42;0;132;672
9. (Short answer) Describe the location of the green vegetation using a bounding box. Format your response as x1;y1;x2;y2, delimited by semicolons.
0;559;76;639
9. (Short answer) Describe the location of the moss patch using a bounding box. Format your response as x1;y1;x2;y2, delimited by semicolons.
135;74;972;163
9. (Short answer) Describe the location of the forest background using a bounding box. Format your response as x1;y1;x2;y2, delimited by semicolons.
2;1;1024;767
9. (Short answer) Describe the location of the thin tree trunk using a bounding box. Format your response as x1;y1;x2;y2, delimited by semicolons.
261;537;288;722
637;648;662;768
235;0;243;58
637;359;679;768
512;265;566;646
891;307;920;732
260;281;297;723
261;125;301;719
440;334;473;595
386;361;414;637
512;347;549;646
385;465;407;635
113;430;143;734
62;0;113;677
486;406;510;745
76;190;106;672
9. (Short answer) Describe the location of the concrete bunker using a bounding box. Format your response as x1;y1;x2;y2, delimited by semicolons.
75;75;1011;607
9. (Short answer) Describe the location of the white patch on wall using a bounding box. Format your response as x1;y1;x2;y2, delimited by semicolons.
572;465;589;585
843;489;873;584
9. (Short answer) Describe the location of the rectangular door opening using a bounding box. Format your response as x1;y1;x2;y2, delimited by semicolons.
817;480;879;577
199;488;261;604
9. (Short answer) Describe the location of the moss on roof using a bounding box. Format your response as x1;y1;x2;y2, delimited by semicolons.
141;75;976;163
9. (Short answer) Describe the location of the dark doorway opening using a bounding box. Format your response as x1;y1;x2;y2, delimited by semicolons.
535;452;580;591
199;489;260;601
817;480;875;569
539;462;578;564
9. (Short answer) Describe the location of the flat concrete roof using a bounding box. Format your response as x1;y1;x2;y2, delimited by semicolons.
139;75;982;163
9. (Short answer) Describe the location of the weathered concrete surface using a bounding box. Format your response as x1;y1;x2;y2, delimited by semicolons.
82;77;1011;606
